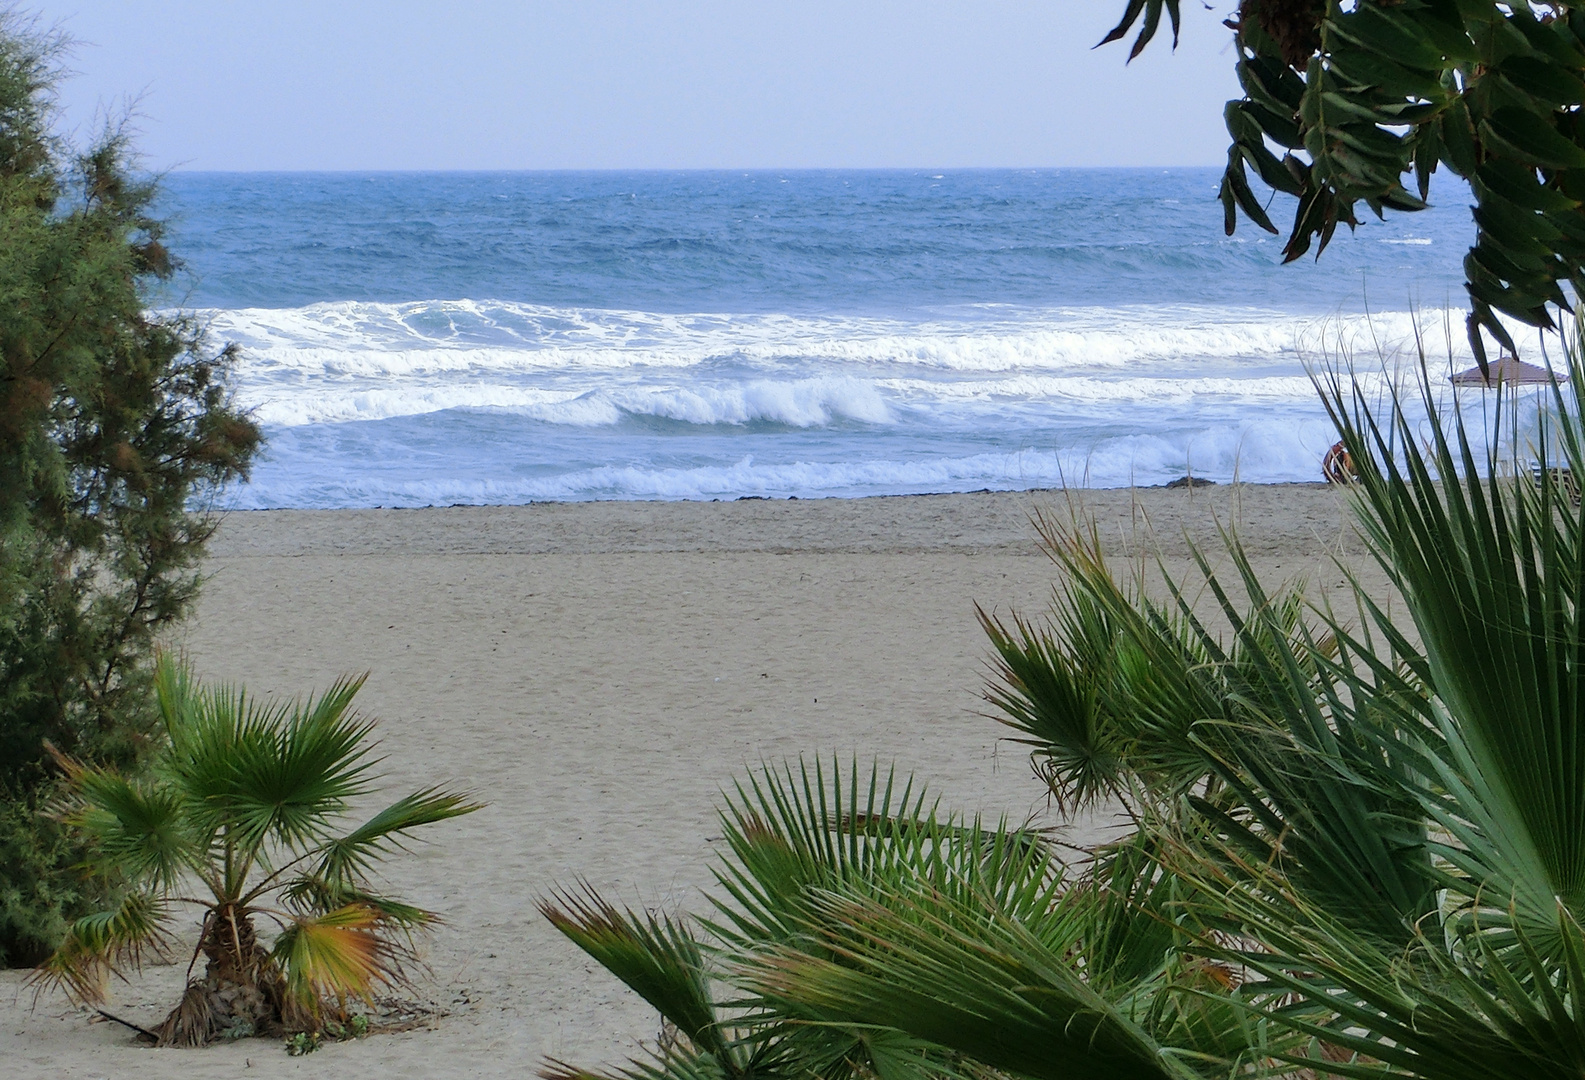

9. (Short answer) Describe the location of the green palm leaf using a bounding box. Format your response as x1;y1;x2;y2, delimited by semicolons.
541;1046;731;1080
1176;843;1585;1080
28;890;170;1004
270;902;414;1016
740;886;1194;1080
158;658;379;855
1321;338;1585;940
36;657;481;1045
542;885;726;1059
51;757;196;893
309;786;483;897
979;601;1124;812
707;760;1056;949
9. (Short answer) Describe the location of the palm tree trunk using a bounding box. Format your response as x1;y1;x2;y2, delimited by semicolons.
155;905;290;1047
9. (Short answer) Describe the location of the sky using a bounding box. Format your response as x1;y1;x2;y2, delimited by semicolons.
46;2;1243;171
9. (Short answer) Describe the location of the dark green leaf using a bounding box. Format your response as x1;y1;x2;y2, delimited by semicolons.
1476;160;1580;212
1330;5;1446;69
1497;56;1585;108
1481;108;1585;171
543;887;726;1059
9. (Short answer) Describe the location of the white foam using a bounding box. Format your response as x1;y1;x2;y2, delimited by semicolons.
200;300;1469;384
203;300;1469;429
227;412;1356;509
190;298;1495;507
247;375;894;428
245;367;1405;431
601;377;893;427
879;373;1330;407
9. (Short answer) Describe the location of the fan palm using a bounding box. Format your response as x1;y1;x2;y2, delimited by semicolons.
544;758;1289;1080
544;319;1585;1080
759;331;1585;1080
31;656;480;1046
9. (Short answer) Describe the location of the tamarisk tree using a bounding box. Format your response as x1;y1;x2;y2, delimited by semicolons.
0;16;259;964
1108;0;1585;366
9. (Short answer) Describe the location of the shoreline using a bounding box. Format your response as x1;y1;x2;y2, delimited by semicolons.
214;478;1333;515
208;481;1357;560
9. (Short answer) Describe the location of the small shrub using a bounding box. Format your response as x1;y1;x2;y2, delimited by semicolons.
284;1031;321;1056
31;658;481;1046
0;790;80;967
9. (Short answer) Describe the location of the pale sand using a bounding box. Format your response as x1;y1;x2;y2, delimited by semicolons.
3;484;1391;1078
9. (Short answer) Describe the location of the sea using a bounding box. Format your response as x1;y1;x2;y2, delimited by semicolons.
155;169;1482;509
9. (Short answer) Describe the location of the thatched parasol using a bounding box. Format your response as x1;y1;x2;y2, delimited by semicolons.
1450;356;1568;387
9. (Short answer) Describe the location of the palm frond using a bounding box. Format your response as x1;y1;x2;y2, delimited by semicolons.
707;759;1056;950
713;761;1088;1080
35;658;479;1042
278;874;436;928
707;758;933;945
224;675;379;852
999;513;1440;945
307;786;482;896
1175;836;1585;1080
1073;830;1182;994
979;602;1123;812
1129;324;1585;1077
1013;521;1231;804
161;662;379;856
28;891;171;1005
49;756;195;893
270;902;413;1016
739;885;1195;1080
154;651;201;735
542;884;726;1059
1321;334;1585;941
541;1045;731;1080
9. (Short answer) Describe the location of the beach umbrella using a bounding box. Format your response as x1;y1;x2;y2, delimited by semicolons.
1450;356;1574;492
1449;356;1567;386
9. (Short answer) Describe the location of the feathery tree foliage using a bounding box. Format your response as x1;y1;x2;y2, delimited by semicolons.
33;657;481;1046
0;15;258;965
542;322;1585;1080
1108;0;1585;367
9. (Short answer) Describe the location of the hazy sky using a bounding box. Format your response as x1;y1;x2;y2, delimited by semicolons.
48;2;1242;171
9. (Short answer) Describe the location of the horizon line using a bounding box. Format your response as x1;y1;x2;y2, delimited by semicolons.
156;163;1228;175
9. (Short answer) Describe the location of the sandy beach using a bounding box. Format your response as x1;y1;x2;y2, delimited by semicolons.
3;484;1391;1079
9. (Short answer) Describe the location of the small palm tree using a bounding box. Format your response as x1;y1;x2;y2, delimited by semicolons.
32;657;481;1046
544;758;1277;1080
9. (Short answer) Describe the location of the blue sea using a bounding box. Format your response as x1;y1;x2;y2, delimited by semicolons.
156;169;1479;508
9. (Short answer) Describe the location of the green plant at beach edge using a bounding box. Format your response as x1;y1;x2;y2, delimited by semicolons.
0;13;260;966
542;318;1585;1080
30;656;482;1047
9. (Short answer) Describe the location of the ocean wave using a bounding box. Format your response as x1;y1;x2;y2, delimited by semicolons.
243;367;1422;429
196;297;1488;508
248;376;895;428
161;170;1491;509
210;298;1473;430
200;300;1472;384
879;373;1333;406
